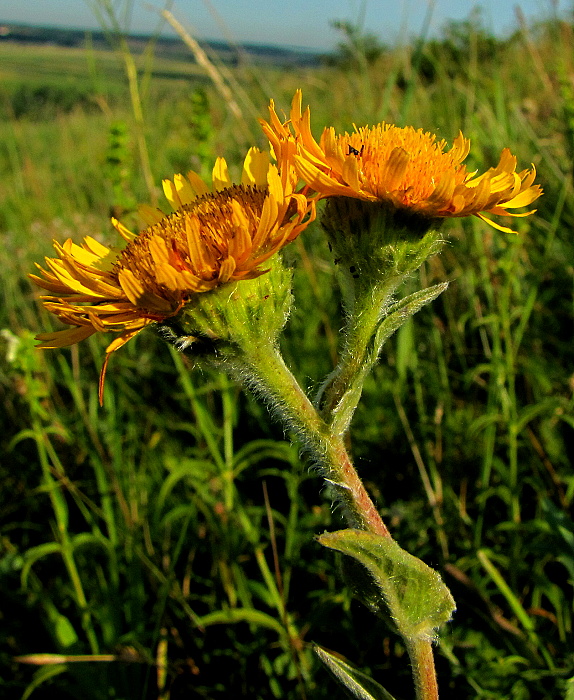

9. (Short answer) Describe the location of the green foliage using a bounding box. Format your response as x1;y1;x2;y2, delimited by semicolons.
8;81;97;120
323;21;386;70
318;530;455;641
314;645;397;700
2;9;574;699
418;8;507;83
104;120;137;214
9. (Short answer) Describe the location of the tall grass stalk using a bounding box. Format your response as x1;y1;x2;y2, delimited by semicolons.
86;0;159;203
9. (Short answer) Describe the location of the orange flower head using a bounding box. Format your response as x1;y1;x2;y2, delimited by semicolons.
261;91;542;233
30;150;315;399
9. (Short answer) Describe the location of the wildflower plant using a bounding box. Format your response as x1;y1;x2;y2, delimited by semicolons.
30;91;542;699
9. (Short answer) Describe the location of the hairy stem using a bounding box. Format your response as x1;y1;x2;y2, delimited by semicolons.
406;638;439;700
317;276;397;424
229;340;390;537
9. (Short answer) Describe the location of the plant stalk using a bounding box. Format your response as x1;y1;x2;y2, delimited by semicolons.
229;340;390;538
317;276;397;423
227;339;444;697
406;638;439;700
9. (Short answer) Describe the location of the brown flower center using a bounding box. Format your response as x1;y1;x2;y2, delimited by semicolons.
115;185;267;277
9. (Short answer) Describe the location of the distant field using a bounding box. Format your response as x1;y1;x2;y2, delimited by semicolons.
0;39;206;91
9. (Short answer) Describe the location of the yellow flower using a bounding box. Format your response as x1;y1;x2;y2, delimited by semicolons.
261;91;542;233
138;147;298;225
30;152;315;397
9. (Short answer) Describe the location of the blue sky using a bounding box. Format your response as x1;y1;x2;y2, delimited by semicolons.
0;0;564;50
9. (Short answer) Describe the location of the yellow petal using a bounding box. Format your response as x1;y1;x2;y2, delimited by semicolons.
162;178;181;208
212;157;231;191
322;128;346;169
428;172;456;208
155;263;181;291
294;155;356;198
229;199;253;263
449;132;470;164
83;236;113;259
111;217;137;242
185;170;210;198
381;147;410;192
475;212;518;234
105;328;146;354
185;215;212;275
28;272;70;294
174;173;196;206
36;326;96;348
266;164;283;203
242;148;270;187
179;270;216;292
149;234;170;266
138;204;166;226
118;268;145;305
218;256;237;283
342;156;361;192
252;196;275;251
62;239;102;266
45;258;105;297
499;186;542;209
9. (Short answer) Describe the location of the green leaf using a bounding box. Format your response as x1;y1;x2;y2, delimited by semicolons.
42;599;79;648
515;396;562;433
330;282;448;435
565;676;574;700
395;317;416;382
70;532;112;554
375;282;449;358
20;542;63;588
21;663;68;700
52;611;79;649
314;645;397;700
318;529;455;641
477;549;535;633
197;607;286;636
155;459;216;515
339;555;396;626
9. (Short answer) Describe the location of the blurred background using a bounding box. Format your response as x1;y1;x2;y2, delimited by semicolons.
1;1;573;698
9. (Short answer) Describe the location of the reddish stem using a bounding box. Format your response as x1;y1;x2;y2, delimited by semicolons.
329;437;391;538
407;638;439;700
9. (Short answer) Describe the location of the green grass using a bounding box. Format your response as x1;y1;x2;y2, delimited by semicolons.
1;15;574;699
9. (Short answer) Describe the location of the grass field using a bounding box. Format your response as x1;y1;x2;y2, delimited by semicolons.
1;12;574;699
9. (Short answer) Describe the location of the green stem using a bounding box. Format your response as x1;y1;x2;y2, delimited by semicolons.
317;276;397;423
121;41;156;205
33;419;99;653
316;227;445;433
230;340;390;538
406;638;439;700
170;264;445;697
237;337;444;700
